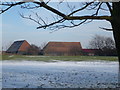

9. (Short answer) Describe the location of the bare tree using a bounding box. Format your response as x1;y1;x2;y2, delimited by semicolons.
40;42;47;49
89;35;116;49
3;41;13;51
26;44;40;55
0;1;120;62
89;35;117;56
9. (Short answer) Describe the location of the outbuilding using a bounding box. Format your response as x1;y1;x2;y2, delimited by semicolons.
6;40;30;55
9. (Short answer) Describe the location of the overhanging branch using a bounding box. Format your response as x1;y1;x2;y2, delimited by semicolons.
34;2;66;18
65;16;111;21
99;27;113;31
0;2;25;14
37;19;65;29
68;2;93;16
106;2;112;14
34;2;111;21
1;1;112;30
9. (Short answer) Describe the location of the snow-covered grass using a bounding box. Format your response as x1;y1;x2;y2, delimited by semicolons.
1;60;119;88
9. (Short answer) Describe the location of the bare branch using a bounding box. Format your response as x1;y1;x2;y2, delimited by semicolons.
37;19;65;29
21;4;40;9
0;5;12;14
34;2;111;21
106;2;112;14
19;13;42;26
99;27;113;31
64;19;87;28
35;12;47;25
68;2;93;16
1;1;112;31
66;1;76;14
92;3;102;16
99;7;109;11
0;2;25;14
34;2;67;18
87;2;100;10
46;0;51;4
65;16;111;21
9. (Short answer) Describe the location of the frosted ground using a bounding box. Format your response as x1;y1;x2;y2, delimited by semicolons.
1;60;119;88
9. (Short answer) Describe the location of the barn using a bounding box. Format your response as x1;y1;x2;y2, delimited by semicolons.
43;42;82;56
6;40;31;55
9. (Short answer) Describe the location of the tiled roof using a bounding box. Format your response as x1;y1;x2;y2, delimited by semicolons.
43;42;82;53
6;40;30;53
7;40;25;53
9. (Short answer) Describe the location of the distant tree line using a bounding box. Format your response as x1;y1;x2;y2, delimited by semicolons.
88;35;117;56
26;42;47;55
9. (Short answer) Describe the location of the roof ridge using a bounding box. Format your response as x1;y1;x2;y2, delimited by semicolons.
14;40;26;42
48;41;80;43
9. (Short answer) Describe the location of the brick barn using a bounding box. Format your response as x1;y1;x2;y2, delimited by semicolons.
43;42;82;56
6;40;31;55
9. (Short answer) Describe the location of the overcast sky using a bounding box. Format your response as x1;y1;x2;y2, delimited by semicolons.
1;2;113;50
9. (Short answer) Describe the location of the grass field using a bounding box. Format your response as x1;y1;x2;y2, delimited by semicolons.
1;55;118;61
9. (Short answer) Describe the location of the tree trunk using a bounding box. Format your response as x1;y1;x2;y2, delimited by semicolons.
111;2;120;87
